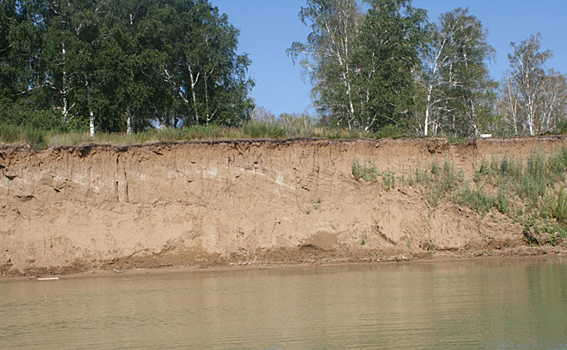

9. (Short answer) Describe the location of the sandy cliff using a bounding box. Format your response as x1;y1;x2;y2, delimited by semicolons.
2;137;567;276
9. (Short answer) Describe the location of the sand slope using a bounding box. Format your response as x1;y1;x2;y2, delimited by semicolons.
2;137;567;276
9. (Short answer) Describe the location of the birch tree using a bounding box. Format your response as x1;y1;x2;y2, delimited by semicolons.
417;7;495;137
1;0;254;133
157;0;254;128
287;0;362;129
500;34;560;135
44;1;102;135
498;74;521;135
352;0;427;131
540;70;567;131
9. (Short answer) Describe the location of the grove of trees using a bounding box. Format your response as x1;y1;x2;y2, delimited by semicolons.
0;0;254;135
289;0;567;137
1;0;566;139
499;34;567;136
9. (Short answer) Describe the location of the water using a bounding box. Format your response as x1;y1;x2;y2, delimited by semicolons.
1;258;567;349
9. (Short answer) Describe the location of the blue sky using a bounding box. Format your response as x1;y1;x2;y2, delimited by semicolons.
211;0;567;117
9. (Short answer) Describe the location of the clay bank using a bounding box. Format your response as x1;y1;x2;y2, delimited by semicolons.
2;137;567;277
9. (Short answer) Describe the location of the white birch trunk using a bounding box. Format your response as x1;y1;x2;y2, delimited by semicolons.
127;116;134;135
188;65;200;125
62;42;68;120
89;109;95;137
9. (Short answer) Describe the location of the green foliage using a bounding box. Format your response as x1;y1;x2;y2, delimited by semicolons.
470;149;567;245
351;0;427;131
0;124;48;149
551;188;567;223
455;183;495;216
289;0;426;132
404;148;567;233
417;7;497;138
376;124;405;139
352;160;378;182
499;34;565;136
242;121;286;139
22;128;48;150
556;120;567;134
0;0;254;134
382;173;396;190
412;160;463;207
472;150;567;209
287;0;362;129
288;3;567;139
361;230;368;245
556;189;567;222
279;113;317;137
522;214;566;246
0;124;20;144
496;187;511;214
0;120;390;149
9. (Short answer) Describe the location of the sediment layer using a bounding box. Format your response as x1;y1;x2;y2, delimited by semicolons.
2;136;567;276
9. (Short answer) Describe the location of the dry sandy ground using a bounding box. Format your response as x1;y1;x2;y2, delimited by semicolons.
2;136;567;277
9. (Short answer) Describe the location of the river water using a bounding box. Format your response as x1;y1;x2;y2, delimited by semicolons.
1;258;566;350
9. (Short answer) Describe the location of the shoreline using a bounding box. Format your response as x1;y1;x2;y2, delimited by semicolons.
2;246;565;282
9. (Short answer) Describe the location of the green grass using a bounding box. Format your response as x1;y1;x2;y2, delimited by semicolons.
352;159;378;182
353;148;567;246
454;182;495;215
554;188;567;223
382;172;396;190
0;124;48;149
411;160;464;208
413;149;567;245
0;122;383;150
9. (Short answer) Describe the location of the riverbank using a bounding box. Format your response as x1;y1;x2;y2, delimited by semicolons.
2;136;567;277
3;250;566;282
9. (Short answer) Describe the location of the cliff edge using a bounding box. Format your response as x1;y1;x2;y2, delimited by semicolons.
2;137;567;276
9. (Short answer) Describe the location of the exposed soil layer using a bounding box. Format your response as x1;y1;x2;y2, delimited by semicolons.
2;136;567;277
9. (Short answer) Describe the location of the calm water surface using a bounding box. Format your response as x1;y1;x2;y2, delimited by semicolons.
1;258;567;349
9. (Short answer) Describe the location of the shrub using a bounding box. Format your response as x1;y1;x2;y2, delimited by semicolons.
352;159;377;182
554;188;567;223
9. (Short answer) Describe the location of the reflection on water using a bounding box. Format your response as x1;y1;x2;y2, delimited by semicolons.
1;258;566;350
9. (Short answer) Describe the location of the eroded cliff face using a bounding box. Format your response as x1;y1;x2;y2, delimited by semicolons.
1;137;566;276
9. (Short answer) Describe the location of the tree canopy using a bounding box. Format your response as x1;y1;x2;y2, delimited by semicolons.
288;0;426;132
499;34;566;136
2;0;566;139
290;0;566;138
0;0;254;134
417;7;496;137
